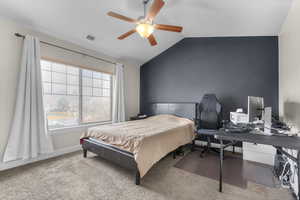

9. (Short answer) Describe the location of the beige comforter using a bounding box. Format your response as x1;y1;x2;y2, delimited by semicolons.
81;114;195;177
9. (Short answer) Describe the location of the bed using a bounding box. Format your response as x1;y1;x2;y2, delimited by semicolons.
80;102;198;185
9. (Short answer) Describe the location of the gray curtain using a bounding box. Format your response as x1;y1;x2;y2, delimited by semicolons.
112;63;125;123
3;35;53;162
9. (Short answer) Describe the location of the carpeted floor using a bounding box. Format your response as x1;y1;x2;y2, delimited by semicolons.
0;151;294;200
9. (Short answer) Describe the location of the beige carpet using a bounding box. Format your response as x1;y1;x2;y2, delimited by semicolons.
0;151;294;200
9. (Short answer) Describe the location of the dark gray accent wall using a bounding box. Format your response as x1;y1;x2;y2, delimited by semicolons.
140;37;278;118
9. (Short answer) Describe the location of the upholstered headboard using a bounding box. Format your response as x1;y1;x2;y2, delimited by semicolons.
146;102;198;120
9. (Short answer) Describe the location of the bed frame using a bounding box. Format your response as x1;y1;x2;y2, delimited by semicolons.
80;102;198;185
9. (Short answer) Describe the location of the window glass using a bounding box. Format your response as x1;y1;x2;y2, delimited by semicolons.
43;95;79;128
52;72;66;84
93;79;102;88
52;63;66;73
67;66;79;75
103;80;110;89
93;72;102;79
103;89;110;97
41;59;112;129
82;77;93;87
67;85;79;96
102;73;111;80
82;87;92;96
52;84;66;95
41;60;51;70
42;71;51;82
43;83;52;94
82;69;93;77
82;96;111;123
67;75;79;85
93;88;102;97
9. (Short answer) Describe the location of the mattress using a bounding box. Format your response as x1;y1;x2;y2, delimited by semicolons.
81;114;195;177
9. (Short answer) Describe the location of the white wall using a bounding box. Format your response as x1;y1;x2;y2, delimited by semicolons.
279;0;300;129
0;17;140;164
123;60;140;119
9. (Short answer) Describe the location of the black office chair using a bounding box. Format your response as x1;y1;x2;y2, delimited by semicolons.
193;94;222;157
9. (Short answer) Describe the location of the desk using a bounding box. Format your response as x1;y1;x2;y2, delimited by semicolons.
215;130;300;197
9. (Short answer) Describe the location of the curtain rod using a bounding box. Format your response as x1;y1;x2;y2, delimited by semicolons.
14;33;117;65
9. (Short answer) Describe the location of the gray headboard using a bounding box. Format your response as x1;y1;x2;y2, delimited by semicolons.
146;102;198;120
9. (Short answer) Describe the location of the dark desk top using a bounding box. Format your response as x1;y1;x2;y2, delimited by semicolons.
216;131;300;150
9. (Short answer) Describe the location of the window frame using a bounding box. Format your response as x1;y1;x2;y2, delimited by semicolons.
41;58;113;130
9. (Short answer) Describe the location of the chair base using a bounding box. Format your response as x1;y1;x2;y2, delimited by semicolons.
193;134;236;158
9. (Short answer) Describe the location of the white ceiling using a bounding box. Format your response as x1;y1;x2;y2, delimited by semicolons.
0;0;292;64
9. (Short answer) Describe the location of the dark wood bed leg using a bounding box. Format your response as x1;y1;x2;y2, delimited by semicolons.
135;170;140;185
83;149;87;158
173;151;176;159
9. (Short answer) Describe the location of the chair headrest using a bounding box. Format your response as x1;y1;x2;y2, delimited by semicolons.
199;94;221;113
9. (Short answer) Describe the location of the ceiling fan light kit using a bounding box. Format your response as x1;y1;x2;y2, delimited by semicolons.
136;21;154;38
107;0;183;46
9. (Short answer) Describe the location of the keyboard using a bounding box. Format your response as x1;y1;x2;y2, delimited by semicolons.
224;128;250;133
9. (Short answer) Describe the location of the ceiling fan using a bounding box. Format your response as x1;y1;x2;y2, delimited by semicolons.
107;0;183;46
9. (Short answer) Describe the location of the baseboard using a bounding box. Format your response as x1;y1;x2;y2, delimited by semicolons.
0;145;82;171
194;140;243;153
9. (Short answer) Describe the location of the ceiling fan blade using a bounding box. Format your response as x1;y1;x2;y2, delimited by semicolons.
107;11;137;23
148;34;157;46
118;29;136;40
146;0;165;20
154;24;183;32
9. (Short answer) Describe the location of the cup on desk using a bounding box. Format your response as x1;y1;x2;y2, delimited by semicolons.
236;108;243;113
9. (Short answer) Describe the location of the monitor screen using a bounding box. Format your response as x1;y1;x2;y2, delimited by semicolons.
248;96;264;122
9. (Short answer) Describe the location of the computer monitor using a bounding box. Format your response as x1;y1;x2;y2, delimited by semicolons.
248;96;264;122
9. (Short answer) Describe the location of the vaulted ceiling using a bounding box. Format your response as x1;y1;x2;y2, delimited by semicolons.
0;0;292;64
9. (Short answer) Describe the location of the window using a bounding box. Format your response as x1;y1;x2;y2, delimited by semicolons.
41;59;112;129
